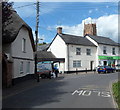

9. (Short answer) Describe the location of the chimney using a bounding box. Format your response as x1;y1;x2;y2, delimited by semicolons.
83;23;97;36
57;27;62;34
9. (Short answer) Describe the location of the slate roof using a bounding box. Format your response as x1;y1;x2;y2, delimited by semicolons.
37;51;65;62
2;9;35;51
59;34;96;46
37;44;50;51
86;34;119;46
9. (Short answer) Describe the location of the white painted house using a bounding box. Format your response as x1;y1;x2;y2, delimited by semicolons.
48;27;97;73
85;34;120;67
48;23;119;73
83;23;120;67
2;10;35;86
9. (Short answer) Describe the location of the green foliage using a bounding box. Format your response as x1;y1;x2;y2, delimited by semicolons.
38;42;47;46
112;81;120;109
2;2;14;24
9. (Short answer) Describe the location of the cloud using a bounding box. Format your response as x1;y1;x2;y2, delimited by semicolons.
49;14;118;42
89;10;93;14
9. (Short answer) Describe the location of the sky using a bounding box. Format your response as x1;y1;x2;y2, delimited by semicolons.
9;0;119;43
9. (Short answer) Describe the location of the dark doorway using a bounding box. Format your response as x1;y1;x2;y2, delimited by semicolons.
90;61;94;70
104;61;107;66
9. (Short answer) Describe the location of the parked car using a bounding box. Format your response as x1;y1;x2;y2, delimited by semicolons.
97;66;116;73
37;62;53;79
115;64;120;71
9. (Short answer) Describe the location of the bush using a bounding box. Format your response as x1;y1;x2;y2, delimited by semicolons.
112;81;120;109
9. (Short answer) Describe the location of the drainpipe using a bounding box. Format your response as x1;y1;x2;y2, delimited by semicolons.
67;44;70;72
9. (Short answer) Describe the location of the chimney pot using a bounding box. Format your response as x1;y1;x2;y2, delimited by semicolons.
57;27;62;34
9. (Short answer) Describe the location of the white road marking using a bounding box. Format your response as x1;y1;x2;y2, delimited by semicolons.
72;88;111;97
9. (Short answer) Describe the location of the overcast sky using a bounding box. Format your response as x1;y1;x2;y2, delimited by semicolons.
9;1;119;43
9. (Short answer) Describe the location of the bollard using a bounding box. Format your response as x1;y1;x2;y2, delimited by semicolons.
76;68;78;75
86;68;87;73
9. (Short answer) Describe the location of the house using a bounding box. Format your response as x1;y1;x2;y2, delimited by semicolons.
48;23;119;73
2;10;35;87
47;27;97;73
84;23;120;67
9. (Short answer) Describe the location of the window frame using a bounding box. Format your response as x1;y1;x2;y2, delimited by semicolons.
73;60;81;68
26;61;30;73
103;46;107;54
112;47;116;55
22;38;26;53
76;48;81;55
86;48;91;55
20;61;23;74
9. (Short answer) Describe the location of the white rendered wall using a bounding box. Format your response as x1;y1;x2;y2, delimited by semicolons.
98;44;119;56
11;27;35;78
48;35;67;71
68;44;97;71
11;27;34;59
13;59;34;78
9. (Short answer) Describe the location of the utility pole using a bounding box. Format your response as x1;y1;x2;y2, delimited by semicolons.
35;0;39;82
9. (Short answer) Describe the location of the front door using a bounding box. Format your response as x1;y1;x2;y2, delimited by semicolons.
104;61;107;66
90;61;94;70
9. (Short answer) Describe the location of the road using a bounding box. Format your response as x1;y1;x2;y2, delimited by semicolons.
2;72;118;108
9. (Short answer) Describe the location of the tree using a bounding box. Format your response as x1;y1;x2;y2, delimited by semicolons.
2;2;14;24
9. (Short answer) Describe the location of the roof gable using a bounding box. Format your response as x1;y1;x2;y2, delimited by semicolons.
2;10;35;51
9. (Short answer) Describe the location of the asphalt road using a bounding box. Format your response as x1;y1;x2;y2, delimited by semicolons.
2;72;118;108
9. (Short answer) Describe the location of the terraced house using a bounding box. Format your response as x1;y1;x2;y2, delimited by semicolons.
48;23;120;73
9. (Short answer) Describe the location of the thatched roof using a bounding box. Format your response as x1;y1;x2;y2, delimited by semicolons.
2;9;35;51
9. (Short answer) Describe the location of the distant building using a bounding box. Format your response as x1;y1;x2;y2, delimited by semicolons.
2;10;35;87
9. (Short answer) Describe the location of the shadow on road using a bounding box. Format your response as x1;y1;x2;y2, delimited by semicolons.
2;76;68;108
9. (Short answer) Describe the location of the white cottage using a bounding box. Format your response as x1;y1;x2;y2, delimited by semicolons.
48;27;97;73
2;10;35;87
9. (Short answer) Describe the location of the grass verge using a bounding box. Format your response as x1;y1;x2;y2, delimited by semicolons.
112;81;120;109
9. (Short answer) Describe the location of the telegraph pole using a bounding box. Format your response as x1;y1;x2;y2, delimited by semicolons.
35;0;39;82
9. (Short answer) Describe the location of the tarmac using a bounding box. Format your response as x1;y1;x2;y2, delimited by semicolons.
2;71;96;99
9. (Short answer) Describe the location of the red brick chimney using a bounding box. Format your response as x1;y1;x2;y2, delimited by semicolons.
57;27;62;34
83;23;97;36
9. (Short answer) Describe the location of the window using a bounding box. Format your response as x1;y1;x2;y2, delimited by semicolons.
76;48;81;55
26;62;30;73
103;46;107;54
73;60;81;67
86;49;91;55
112;47;116;55
20;61;23;74
22;38;26;52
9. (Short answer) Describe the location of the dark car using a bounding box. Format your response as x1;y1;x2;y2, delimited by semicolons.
98;66;116;73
